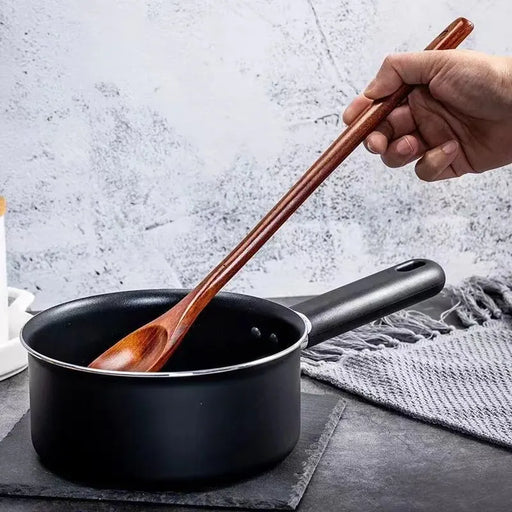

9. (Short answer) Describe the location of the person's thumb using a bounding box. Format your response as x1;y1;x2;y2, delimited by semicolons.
364;50;453;99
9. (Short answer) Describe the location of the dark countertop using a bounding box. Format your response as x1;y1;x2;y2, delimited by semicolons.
1;293;511;512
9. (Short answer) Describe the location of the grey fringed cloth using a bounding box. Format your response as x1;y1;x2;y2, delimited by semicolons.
301;277;512;448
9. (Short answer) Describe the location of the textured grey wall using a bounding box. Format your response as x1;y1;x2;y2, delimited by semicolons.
2;1;512;309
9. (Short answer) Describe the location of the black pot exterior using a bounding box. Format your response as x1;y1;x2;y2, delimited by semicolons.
29;350;301;484
24;290;304;484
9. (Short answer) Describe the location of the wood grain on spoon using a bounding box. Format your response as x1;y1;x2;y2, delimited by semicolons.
89;18;474;372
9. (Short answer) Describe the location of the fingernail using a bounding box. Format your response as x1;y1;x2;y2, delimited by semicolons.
441;140;458;155
396;137;413;156
367;140;378;154
364;79;376;95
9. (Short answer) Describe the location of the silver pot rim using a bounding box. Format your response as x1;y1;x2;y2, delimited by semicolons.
20;296;311;379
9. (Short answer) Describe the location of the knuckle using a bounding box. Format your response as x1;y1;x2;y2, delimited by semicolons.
384;53;404;71
416;172;435;182
451;164;468;178
383;54;395;64
379;119;394;140
382;54;396;69
381;154;403;169
415;162;435;182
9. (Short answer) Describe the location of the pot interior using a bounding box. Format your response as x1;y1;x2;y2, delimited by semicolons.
23;290;305;372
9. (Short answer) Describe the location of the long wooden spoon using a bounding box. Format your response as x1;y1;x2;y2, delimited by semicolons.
90;18;473;372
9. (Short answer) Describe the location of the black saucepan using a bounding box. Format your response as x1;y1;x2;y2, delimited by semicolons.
21;259;444;485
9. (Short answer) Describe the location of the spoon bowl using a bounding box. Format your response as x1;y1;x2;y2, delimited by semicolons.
89;325;169;372
89;295;194;371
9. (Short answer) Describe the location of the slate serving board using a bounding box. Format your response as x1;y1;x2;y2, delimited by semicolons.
0;393;345;510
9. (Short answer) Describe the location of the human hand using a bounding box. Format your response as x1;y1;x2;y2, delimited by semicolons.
343;50;512;181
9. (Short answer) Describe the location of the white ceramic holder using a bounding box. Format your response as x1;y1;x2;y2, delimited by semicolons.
0;287;34;381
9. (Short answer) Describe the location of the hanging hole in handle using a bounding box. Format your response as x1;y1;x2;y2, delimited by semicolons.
395;260;426;272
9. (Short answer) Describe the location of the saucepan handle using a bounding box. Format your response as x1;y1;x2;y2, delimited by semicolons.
292;259;445;348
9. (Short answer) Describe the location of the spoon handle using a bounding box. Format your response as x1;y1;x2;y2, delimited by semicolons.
186;18;473;306
89;19;474;372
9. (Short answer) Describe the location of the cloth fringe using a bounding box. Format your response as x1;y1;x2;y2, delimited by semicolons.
301;274;512;366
